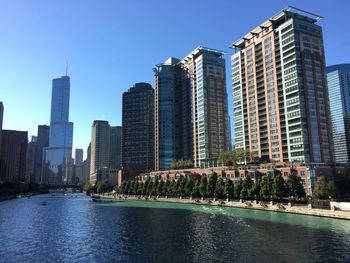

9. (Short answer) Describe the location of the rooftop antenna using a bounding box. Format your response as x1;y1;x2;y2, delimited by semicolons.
65;60;68;76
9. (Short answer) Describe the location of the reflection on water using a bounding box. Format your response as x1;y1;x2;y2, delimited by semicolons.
0;194;349;263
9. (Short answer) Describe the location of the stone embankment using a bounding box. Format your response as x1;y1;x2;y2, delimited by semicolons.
97;194;350;220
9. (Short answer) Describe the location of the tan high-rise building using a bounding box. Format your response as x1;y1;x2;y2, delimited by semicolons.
230;7;333;164
90;120;110;184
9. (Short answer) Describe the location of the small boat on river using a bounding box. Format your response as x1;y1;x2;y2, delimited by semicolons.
91;195;124;203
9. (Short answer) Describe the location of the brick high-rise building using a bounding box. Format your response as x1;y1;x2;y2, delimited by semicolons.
0;130;28;182
122;83;154;179
230;7;333;164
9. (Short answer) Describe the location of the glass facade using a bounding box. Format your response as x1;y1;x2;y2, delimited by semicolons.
154;58;180;170
327;64;350;163
43;76;73;184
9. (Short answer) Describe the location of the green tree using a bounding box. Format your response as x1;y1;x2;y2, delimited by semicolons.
185;178;195;196
132;180;139;195
272;175;286;198
96;181;111;193
313;176;338;199
164;180;170;195
174;178;183;195
206;173;218;198
169;180;176;195
241;175;253;197
218;151;236;166
143;178;151;195
147;181;153;195
151;180;159;195
83;181;93;192
171;159;194;169
287;171;306;199
235;178;243;196
224;179;234;198
199;176;208;198
249;179;260;198
192;180;201;197
215;177;224;198
179;178;187;196
129;181;135;194
138;181;144;195
260;175;273;198
157;180;164;195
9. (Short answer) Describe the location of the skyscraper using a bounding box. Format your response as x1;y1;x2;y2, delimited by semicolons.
35;125;50;183
0;130;28;182
327;64;350;163
154;57;181;171
109;126;122;170
43;76;73;184
122;83;154;179
90;120;111;184
182;47;230;168
75;149;83;165
154;47;230;170
27;136;37;182
230;7;333;164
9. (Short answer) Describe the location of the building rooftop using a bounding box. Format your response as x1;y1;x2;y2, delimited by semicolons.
229;6;323;50
181;46;225;63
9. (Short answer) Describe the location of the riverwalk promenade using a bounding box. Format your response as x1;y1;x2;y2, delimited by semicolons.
96;194;350;220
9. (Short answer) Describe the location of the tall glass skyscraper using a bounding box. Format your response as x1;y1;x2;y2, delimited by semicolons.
327;64;350;163
43;76;73;184
154;47;230;170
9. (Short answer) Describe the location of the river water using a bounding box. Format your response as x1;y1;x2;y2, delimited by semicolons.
0;193;349;263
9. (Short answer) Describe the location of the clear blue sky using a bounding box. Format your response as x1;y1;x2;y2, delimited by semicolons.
1;0;349;159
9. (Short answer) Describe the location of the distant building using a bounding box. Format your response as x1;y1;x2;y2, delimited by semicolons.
109;126;122;170
154;47;230;170
0;102;3;151
0;130;28;182
43;76;73;184
90;120;110;184
74;148;84;184
122;83;154;179
27;136;37;182
75;149;83;165
81;143;91;186
327;64;350;163
35;125;50;183
230;7;333;164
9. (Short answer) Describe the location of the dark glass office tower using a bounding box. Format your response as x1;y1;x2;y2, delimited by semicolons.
154;57;181;170
327;64;350;163
0;130;28;182
35;125;50;183
110;126;122;170
122;83;154;179
154;48;230;170
43;76;73;184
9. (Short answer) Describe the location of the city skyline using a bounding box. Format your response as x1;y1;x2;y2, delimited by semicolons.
1;1;350;157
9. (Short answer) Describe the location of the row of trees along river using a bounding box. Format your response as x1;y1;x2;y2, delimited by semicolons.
84;171;350;202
